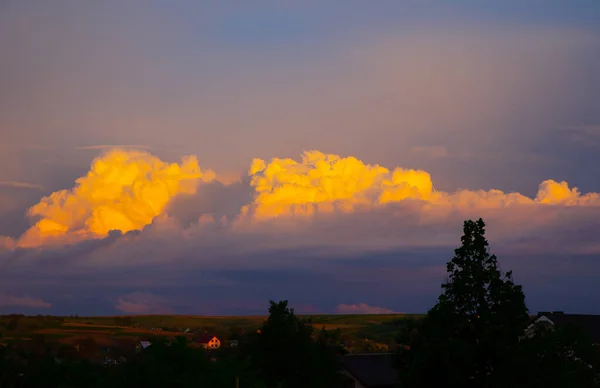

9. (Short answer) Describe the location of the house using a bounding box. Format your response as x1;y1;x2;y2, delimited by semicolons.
527;312;600;343
197;335;220;349
135;341;152;353
341;353;398;388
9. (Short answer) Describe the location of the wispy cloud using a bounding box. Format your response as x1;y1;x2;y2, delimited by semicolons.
410;146;449;159
336;303;398;314
0;293;52;309
76;145;151;150
0;180;45;191
115;292;172;314
562;125;600;147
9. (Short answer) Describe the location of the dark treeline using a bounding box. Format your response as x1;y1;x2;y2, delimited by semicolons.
1;218;599;387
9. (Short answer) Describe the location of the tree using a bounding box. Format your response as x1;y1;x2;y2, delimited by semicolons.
513;323;598;388
397;218;530;388
246;300;341;388
98;336;264;388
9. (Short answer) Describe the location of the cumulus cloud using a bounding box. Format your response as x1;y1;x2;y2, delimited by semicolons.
115;292;171;314
241;150;433;220
240;150;600;222
1;148;598;257
336;303;397;314
18;149;215;247
0;293;52;309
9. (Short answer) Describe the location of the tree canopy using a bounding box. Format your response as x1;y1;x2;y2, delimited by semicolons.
245;300;341;388
396;218;599;387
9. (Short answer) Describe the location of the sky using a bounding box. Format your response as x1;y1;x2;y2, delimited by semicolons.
1;0;600;316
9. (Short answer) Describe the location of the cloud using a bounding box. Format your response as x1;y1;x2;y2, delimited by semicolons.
0;181;45;191
562;125;600;148
3;149;599;257
336;303;397;314
0;236;16;250
239;150;600;222
115;292;171;314
18;149;215;247
0;293;52;309
241;150;435;220
410;146;449;159
76;144;151;150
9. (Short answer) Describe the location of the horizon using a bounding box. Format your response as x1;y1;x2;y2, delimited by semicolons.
1;0;600;316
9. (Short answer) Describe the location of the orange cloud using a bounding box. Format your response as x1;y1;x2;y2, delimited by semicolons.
0;236;16;250
11;149;600;249
241;151;600;221
242;150;434;219
19;149;215;247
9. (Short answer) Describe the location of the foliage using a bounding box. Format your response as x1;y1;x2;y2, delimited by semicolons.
397;219;529;387
244;300;342;388
396;218;599;388
512;324;598;388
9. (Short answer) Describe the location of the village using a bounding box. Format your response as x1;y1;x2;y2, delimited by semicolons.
1;310;599;388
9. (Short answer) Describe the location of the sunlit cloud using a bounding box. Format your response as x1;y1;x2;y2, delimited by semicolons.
5;149;600;252
18;149;215;247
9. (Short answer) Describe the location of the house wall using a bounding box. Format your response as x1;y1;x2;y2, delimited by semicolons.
341;370;366;388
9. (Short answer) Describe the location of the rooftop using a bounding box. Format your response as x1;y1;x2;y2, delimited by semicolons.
537;312;600;343
342;353;398;388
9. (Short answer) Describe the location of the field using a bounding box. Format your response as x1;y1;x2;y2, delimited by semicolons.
0;313;424;350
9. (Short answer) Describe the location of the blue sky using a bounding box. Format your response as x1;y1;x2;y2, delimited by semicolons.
1;0;600;315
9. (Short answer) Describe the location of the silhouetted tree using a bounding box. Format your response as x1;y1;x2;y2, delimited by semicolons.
246;300;341;388
99;336;264;388
396;218;529;387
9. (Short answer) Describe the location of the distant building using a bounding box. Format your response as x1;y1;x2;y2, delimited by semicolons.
341;353;398;388
197;335;220;349
527;311;600;343
135;341;152;353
